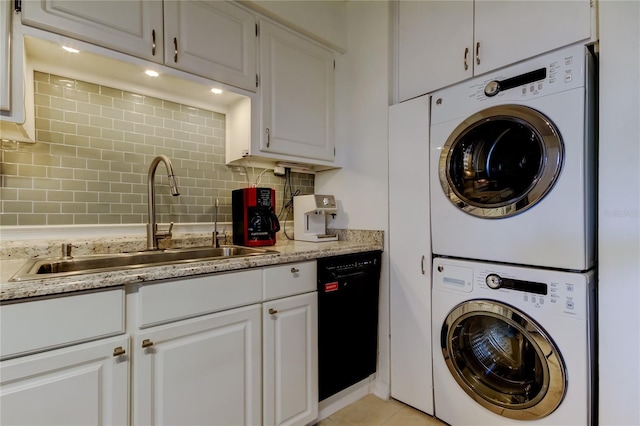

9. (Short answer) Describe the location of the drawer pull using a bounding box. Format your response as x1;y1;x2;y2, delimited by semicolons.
152;29;156;56
141;339;154;348
173;37;178;62
268;308;278;315
113;346;126;357
290;267;300;273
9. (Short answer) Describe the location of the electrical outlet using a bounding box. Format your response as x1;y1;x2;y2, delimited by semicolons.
274;166;286;176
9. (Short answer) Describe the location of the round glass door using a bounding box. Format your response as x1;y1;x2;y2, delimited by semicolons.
441;300;566;420
439;105;563;218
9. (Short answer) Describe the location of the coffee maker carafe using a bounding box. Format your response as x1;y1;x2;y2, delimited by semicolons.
232;187;280;247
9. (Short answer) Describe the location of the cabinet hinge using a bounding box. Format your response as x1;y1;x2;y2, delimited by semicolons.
14;0;21;13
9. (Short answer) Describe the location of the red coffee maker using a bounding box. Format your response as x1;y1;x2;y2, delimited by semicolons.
232;187;280;247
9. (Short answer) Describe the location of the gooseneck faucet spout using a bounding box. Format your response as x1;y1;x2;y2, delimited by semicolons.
147;155;180;250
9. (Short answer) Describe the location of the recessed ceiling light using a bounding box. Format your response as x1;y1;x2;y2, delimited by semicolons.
145;70;159;77
211;88;223;94
62;46;80;53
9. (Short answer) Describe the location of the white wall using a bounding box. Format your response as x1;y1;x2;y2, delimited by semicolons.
315;0;392;397
598;1;640;424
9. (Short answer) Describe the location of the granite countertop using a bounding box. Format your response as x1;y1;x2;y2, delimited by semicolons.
1;230;383;302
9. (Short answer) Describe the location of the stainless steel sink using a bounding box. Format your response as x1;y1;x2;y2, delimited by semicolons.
10;245;278;282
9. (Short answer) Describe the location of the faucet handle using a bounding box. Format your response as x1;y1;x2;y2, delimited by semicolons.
155;222;174;241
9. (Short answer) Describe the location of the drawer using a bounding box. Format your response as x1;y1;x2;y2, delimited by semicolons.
263;261;317;300
0;288;125;360
138;269;262;328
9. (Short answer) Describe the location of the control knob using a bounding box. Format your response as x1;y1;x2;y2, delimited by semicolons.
484;80;500;97
485;273;502;289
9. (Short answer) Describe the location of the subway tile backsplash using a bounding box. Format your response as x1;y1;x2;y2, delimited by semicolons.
0;72;314;226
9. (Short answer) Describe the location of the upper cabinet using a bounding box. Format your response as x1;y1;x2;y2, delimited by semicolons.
258;19;335;164
163;1;257;91
20;0;257;92
20;0;164;62
397;0;593;101
1;0;34;141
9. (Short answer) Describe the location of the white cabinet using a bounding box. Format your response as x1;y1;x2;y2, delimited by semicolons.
263;261;318;426
0;335;129;426
131;270;263;425
397;0;593;101
133;304;262;426
388;95;433;414
1;0;12;113
0;288;127;425
1;0;34;141
20;0;257;91
20;0;164;62
258;19;335;164
163;0;257;91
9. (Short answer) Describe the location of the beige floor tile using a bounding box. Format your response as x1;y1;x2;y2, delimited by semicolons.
382;405;447;426
328;394;404;425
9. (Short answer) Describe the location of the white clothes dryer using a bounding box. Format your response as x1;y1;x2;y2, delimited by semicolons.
429;43;596;270
431;257;595;426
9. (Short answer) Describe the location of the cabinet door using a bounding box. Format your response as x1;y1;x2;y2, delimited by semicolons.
263;292;318;426
398;0;473;101
388;95;433;414
133;304;262;426
259;20;335;162
163;0;257;92
21;0;164;62
1;0;11;112
0;335;129;425
474;0;592;75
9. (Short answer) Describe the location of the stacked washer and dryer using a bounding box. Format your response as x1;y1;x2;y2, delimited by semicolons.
429;43;597;425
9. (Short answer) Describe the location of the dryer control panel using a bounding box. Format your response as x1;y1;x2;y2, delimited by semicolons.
430;42;587;125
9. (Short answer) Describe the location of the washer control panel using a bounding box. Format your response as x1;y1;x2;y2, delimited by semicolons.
433;258;590;320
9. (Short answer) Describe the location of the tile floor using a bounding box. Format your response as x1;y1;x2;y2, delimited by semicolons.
316;394;447;426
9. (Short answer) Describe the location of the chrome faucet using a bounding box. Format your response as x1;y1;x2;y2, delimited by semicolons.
212;198;226;248
147;155;180;250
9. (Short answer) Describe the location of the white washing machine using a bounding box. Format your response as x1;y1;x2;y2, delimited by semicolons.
429;43;596;270
431;257;595;426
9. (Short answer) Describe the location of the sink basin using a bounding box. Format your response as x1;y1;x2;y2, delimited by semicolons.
10;245;278;282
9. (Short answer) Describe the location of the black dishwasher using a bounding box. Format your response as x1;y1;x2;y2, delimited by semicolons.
317;250;382;401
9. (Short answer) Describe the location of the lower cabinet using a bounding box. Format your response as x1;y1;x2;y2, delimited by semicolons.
263;292;318;426
0;335;129;425
1;261;319;426
133;304;262;426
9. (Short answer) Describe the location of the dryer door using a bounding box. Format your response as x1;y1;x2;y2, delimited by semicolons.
441;299;566;420
439;105;563;218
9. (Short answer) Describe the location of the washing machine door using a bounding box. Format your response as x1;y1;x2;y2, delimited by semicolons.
441;299;567;420
439;105;563;218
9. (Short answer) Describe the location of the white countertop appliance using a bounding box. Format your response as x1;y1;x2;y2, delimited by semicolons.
293;195;338;242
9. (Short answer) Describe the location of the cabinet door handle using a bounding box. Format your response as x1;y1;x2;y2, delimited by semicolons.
464;47;469;71
421;255;426;275
173;38;178;63
476;42;480;66
152;30;156;56
113;346;126;357
290;267;300;273
141;339;154;348
266;128;271;147
268;308;278;315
